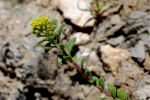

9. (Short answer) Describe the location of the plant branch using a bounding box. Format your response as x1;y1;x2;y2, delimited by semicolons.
57;38;112;98
71;60;113;98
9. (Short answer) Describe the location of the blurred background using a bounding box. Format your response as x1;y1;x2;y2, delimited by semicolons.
0;0;150;100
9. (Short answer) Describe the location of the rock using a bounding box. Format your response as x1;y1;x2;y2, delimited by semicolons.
52;0;95;27
0;95;5;100
86;51;105;76
114;59;144;94
100;45;131;75
78;45;92;62
102;1;122;17
0;0;26;9
129;41;145;62
146;36;150;53
36;0;50;7
0;1;5;9
71;32;90;45
123;11;150;35
133;85;150;99
85;86;100;100
107;35;125;46
104;73;115;86
53;68;84;100
110;15;122;25
87;51;101;66
144;52;150;71
94;16;125;42
123;0;150;14
129;11;147;19
8;91;26;100
0;72;24;97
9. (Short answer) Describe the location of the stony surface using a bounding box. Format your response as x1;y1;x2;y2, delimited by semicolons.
100;45;131;75
114;59;144;94
0;0;150;100
133;85;150;99
0;72;24;99
94;15;125;42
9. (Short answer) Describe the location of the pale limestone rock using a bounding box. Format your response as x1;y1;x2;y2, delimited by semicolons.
100;45;131;75
52;0;94;27
110;15;123;25
87;51;105;76
133;85;150;99
71;32;90;45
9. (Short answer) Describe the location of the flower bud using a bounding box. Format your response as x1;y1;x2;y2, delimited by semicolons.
43;31;47;34
49;31;53;34
43;37;47;40
35;30;39;34
42;26;46;30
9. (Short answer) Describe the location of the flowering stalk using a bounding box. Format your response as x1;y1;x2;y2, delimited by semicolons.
31;16;127;100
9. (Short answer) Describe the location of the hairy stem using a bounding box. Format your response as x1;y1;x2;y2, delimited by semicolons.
71;60;113;98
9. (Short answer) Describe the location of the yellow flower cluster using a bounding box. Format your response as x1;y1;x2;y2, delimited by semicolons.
31;16;56;36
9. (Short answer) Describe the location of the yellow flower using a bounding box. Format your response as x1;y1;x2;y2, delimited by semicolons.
31;16;52;35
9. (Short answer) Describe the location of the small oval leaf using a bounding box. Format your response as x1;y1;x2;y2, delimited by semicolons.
98;77;105;89
107;83;116;99
67;37;76;55
73;53;78;63
117;89;127;100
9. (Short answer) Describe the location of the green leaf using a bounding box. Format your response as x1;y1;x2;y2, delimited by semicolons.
95;0;101;13
96;97;105;100
117;89;127;100
63;56;72;61
73;53;78;63
96;98;113;100
107;83;116;99
89;76;98;85
89;79;95;84
81;58;87;69
96;98;101;100
47;35;54;42
93;76;98;85
57;24;66;42
67;37;76;55
83;66;89;74
98;77;105;89
57;53;67;64
50;19;57;30
60;44;65;51
34;40;45;48
86;71;92;78
104;98;113;100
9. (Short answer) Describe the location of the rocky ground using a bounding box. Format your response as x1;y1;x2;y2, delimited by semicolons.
0;0;150;100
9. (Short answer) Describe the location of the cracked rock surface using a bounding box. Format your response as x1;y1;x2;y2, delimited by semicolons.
0;0;150;100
